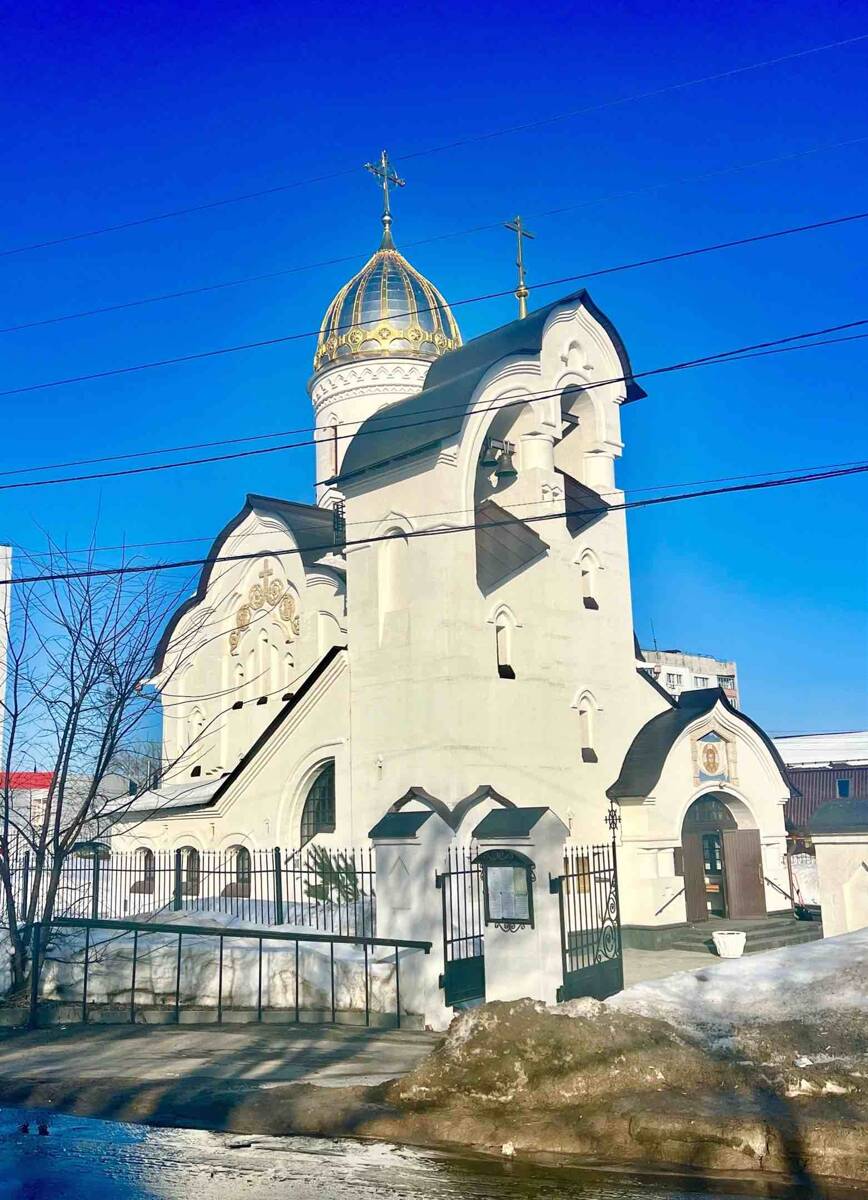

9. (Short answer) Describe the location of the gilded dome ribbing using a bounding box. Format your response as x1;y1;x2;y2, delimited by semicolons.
313;228;461;372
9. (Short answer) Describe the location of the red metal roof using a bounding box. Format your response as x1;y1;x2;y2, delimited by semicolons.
0;772;53;789
785;766;868;832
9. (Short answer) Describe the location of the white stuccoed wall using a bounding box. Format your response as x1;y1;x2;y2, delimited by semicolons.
309;357;432;508
813;835;868;936
473;810;568;1008
371;808;456;1030
340;300;666;842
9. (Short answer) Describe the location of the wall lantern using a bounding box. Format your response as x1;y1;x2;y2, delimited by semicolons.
475;848;535;931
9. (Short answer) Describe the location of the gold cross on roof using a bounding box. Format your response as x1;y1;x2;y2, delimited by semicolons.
504;215;535;319
364;150;406;247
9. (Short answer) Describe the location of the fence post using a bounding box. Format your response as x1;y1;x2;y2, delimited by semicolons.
173;849;182;911
91;853;101;920
273;847;284;925
28;922;41;1030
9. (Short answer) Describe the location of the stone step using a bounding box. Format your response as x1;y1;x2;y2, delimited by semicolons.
670;922;823;955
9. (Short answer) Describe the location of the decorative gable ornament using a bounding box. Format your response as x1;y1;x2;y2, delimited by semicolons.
228;562;300;654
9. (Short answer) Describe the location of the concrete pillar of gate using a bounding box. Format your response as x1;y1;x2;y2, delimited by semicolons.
471;806;568;1007
369;807;455;1031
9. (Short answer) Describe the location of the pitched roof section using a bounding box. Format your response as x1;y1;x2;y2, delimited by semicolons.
559;471;609;537
368;810;434;839
0;772;53;790
151;493;336;674
475;499;549;593
128;646;347;816
473;806;550;838
785;765;868;832
810;798;868;834
334;290;645;486
608;688;795;801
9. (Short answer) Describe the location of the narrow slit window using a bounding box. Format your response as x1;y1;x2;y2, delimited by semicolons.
496;622;515;680
579;698;598;763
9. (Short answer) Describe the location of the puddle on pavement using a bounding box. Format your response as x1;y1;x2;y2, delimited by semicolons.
0;1106;827;1199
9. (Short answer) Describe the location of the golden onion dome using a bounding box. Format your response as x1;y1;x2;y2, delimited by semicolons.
313;226;462;373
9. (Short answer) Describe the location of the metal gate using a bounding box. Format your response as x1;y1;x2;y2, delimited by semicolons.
551;841;623;1002
436;844;485;1007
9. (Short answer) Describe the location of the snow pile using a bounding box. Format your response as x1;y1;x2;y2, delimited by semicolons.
608;928;868;1041
40;910;417;1016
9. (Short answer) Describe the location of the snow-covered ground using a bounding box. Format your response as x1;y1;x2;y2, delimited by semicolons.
608;927;868;1043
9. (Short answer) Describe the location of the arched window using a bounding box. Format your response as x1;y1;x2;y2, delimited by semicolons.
130;847;155;895
578;694;598;763
179;846;200;896
580;552;599;610
222;844;252;898
495;620;515;679
300;761;336;847
379;529;407;616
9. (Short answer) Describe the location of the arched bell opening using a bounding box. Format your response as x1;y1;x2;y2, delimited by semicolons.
679;793;767;923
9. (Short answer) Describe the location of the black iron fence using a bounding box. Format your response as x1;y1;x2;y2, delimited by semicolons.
436;844;485;1007
551;841;623;1002
29;916;430;1030
4;841;376;937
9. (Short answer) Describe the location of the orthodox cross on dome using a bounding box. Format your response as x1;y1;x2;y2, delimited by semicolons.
364;149;405;248
504;215;535;319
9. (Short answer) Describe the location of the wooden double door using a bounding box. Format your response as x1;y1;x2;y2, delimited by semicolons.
682;825;767;922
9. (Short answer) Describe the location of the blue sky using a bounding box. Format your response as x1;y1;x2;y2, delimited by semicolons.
1;0;866;733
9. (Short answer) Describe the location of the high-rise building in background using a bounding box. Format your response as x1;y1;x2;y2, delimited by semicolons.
639;647;739;707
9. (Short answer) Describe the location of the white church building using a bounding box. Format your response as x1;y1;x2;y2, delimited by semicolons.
115;168;796;947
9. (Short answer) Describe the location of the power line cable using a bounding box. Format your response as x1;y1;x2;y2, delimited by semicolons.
2;205;866;479
2;462;865;587
3;144;867;339
1;319;866;494
13;455;868;562
2;32;866;259
4;207;868;403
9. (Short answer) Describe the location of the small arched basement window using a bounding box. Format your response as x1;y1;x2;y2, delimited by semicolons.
130;847;156;895
300;760;336;847
222;844;252;898
179;846;200;896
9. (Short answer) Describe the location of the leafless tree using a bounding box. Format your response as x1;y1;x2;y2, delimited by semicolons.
0;544;214;993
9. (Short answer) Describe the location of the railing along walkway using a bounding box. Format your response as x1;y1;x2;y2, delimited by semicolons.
29;917;430;1032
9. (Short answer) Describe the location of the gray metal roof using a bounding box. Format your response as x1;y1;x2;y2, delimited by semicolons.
368;810;433;839
473;806;550;838
810;798;868;834
475;499;549;593
334;290;645;486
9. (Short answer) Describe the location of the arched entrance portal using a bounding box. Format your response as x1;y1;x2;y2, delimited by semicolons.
680;794;767;922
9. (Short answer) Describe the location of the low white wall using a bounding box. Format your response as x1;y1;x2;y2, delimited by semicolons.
814;836;868;936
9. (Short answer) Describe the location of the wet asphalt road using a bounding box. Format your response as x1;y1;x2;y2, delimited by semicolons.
0;1106;789;1200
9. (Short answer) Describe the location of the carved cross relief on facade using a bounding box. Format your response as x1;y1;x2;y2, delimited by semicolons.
228;561;300;654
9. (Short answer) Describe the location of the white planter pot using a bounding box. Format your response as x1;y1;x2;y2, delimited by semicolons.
712;930;746;958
